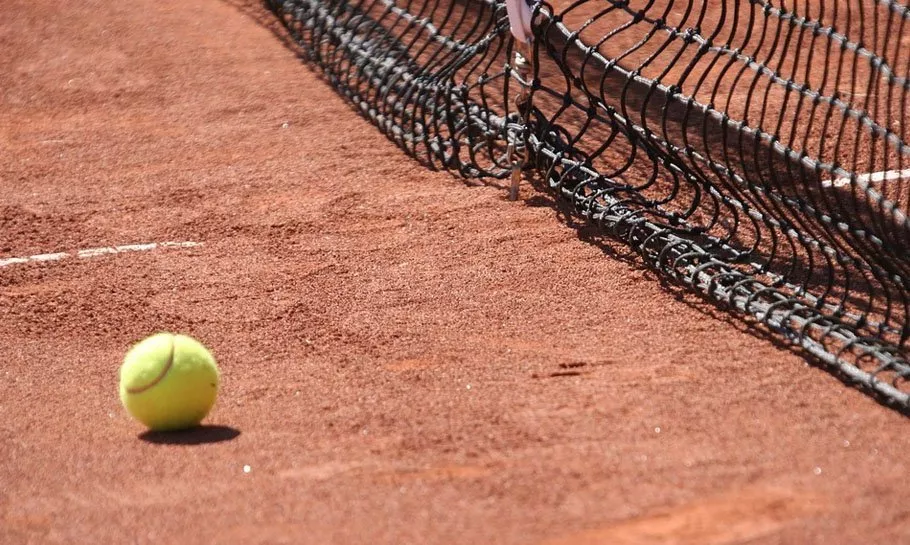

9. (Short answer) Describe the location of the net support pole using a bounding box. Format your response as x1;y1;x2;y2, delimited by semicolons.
506;0;534;201
508;44;532;201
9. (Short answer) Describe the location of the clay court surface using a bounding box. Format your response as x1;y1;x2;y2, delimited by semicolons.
2;1;909;543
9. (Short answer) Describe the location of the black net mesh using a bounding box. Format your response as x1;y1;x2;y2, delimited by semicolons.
262;0;910;409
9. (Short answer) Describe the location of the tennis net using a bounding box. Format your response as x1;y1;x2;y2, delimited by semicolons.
262;0;910;409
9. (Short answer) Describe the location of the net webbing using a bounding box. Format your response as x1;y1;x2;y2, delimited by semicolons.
261;0;910;409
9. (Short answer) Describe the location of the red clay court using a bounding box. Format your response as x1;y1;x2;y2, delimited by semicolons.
2;0;909;543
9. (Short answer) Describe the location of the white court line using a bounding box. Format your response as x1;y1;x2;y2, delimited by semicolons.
825;169;910;188
0;241;201;268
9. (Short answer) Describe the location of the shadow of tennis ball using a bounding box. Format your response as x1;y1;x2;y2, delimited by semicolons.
138;424;241;445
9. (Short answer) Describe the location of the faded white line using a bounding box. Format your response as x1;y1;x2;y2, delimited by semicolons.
31;252;69;262
0;241;201;268
826;169;910;188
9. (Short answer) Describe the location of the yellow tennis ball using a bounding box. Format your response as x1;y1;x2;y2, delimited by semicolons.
119;333;220;431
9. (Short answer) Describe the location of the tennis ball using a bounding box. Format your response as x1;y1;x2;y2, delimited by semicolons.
119;333;220;431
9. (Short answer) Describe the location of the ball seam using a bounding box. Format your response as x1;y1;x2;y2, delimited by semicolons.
126;334;176;394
